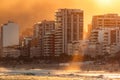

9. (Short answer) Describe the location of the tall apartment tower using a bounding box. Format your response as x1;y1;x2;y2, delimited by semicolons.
33;20;55;56
55;9;84;55
92;14;120;29
0;21;19;57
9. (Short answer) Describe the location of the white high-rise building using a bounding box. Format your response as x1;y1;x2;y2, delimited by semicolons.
1;21;19;47
55;9;84;55
0;21;19;57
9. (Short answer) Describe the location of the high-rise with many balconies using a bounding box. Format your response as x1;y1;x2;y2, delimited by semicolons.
55;9;84;55
33;20;55;56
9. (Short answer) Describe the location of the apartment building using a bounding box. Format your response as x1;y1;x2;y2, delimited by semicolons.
55;9;84;55
90;27;120;56
92;14;120;29
33;20;55;56
0;21;19;57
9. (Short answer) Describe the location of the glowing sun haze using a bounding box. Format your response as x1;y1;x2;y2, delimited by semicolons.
0;0;119;33
96;0;113;5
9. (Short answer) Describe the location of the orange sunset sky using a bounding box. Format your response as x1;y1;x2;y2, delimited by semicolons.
0;0;120;33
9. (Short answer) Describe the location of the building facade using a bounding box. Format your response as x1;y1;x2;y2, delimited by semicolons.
89;27;120;56
55;9;84;55
92;14;120;29
0;21;19;57
33;20;55;56
43;31;55;56
87;24;92;39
